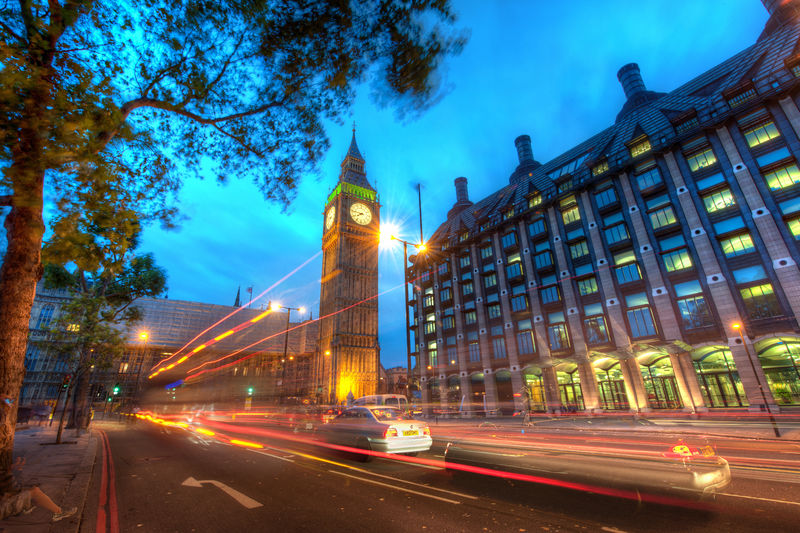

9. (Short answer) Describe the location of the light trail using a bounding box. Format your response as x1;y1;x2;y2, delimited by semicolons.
149;250;322;374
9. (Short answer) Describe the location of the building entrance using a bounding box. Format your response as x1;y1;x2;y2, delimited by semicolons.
595;362;629;410
692;347;748;408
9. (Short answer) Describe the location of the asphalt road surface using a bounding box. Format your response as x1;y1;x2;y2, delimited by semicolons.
81;419;800;533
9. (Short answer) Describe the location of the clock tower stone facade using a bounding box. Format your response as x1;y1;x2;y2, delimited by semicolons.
314;131;380;403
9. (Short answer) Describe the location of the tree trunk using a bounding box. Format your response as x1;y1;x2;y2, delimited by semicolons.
0;73;50;490
69;369;91;430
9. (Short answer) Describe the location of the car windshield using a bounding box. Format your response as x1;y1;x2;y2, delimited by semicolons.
370;408;411;421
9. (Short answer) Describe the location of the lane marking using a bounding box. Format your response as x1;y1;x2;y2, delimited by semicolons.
251;449;295;463
329;470;461;504
182;477;263;509
95;430;120;533
718;492;800;507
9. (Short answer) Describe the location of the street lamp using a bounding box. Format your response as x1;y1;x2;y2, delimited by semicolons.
272;303;305;402
389;234;428;401
134;331;149;408
732;322;780;437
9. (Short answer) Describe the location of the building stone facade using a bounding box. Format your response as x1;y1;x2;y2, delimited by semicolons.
407;1;800;414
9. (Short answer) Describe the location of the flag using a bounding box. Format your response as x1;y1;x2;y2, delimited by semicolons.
246;287;253;295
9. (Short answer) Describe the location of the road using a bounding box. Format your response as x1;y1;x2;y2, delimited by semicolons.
79;415;800;533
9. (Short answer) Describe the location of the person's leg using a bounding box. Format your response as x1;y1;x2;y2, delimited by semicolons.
29;486;61;513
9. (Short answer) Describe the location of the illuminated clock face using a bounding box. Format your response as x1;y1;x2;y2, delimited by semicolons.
325;206;336;230
350;202;372;225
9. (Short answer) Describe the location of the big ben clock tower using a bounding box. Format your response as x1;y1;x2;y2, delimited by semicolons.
315;128;380;403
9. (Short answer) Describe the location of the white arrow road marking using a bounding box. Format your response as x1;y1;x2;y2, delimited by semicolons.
182;477;263;509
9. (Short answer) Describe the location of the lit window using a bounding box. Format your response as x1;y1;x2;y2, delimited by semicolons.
740;283;781;319
649;206;677;230
793;63;800;78
674;280;714;330
686;148;717;172
503;208;515;220
625;292;657;338
662;248;693;272
459;231;468;242
629;137;652;158
487;304;501;319
764;164;800;191
703;188;736;213
442;316;455;329
727;87;757;108
484;273;497;289
787;217;800;240
464;310;477;325
743;121;780;147
592;160;609;176
528;194;542;208
562;206;580;225
569;240;590;259
719;233;755;257
424;321;436;335
423;295;434;307
462;282;474;296
577;276;598;295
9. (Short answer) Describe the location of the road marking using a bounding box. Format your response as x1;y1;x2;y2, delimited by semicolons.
718;492;800;507
182;477;263;509
329;470;461;504
251;449;295;463
601;528;628;533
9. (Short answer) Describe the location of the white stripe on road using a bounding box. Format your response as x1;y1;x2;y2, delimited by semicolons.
250;449;295;463
718;492;800;507
334;465;478;500
329;470;461;504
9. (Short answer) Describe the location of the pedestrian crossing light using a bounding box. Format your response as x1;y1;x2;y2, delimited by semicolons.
247;387;254;396
113;384;120;395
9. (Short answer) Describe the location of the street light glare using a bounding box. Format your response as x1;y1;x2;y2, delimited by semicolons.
417;243;427;252
732;323;741;330
379;223;399;248
139;332;149;340
298;307;306;314
270;302;281;311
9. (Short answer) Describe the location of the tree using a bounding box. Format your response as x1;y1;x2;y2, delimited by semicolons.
0;0;465;484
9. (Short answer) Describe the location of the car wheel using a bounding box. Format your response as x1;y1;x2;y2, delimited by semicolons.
356;436;372;462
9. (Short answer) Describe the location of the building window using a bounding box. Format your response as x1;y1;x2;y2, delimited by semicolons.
462;281;474;296
506;262;523;279
583;303;609;345
517;330;535;355
595;187;617;209
464;310;477;325
503;208;515;220
482;261;495;273
460;254;471;268
686;148;717;172
592;160;609;176
501;232;518;249
743;121;780;147
675;116;699;135
528;218;546;237
636;167;662;190
614;249;641;284
480;245;493;259
36;305;55;329
424;321;436;335
428;342;438;368
787;217;800;240
447;346;457;366
492;337;507;359
423;295;434;307
547;312;570;350
658;234;693;272
577;276;598;296
674;280;714;330
625;292;657;338
703;188;736;213
740;284;781;319
604;223;630;245
713;215;745;236
764;163;800;191
487;304;502;320
442;316;455;330
510;294;528;312
468;342;480;362
438;262;449;275
569;239;590;259
484;273;497;289
540;284;561;304
534;251;553;270
528;194;542;208
440;288;452;302
727;87;757;108
649;205;677;230
629;137;652;158
719;232;755;257
562;206;581;225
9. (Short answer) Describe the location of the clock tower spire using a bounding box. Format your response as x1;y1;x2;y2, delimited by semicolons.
315;129;381;403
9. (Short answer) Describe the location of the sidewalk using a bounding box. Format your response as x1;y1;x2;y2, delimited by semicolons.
1;424;97;533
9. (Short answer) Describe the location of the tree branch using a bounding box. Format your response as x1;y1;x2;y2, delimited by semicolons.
0;195;11;207
0;20;24;43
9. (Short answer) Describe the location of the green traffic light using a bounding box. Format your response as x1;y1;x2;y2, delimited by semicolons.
247;387;253;395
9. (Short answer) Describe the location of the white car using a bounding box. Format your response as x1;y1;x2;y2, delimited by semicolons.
321;406;432;459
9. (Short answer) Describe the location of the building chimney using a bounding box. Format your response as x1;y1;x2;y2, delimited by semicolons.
617;63;646;100
514;135;534;165
454;177;470;204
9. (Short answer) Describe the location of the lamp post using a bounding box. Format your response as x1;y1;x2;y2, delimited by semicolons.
732;322;780;437
134;331;149;408
389;235;427;402
272;303;305;402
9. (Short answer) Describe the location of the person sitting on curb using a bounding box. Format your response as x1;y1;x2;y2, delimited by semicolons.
0;457;77;522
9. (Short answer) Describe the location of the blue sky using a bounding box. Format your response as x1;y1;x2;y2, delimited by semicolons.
137;0;769;369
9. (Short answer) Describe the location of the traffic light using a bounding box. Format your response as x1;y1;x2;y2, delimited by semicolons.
247;387;254;396
113;383;120;395
61;374;71;390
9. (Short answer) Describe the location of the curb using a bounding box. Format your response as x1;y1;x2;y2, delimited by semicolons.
49;430;98;533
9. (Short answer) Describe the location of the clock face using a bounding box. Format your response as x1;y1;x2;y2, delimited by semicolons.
325;206;336;230
350;202;372;225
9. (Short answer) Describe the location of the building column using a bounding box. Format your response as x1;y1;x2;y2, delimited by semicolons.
469;243;499;412
540;364;561;414
619;356;649;413
458;374;472;416
668;351;706;413
449;252;474;415
576;360;601;412
778;95;800;140
729;340;779;411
